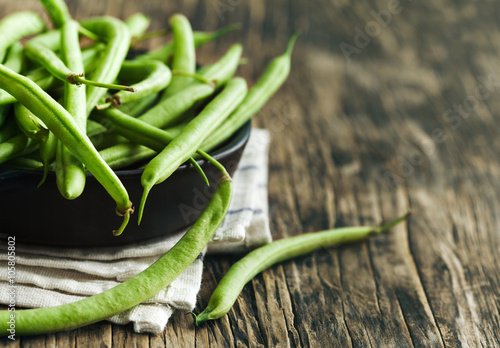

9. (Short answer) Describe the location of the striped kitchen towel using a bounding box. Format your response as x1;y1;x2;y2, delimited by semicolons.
0;129;271;334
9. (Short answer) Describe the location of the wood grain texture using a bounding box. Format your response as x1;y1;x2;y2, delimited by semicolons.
1;0;500;346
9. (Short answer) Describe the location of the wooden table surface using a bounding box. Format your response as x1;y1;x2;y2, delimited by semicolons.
1;0;500;347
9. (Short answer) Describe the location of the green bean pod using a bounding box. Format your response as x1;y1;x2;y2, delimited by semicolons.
96;60;171;109
0;173;232;336
40;0;71;28
195;44;243;88
0;42;23;128
118;93;158;117
0;12;45;63
14;103;49;142
125;13;151;40
25;33;133;92
99;143;156;170
55;19;87;200
38;131;57;187
81;16;132;115
0;69;55;106
138;83;215;129
0;134;37;165
0;64;133;235
161;14;196;99
203;35;297;151
138;77;247;222
136;24;240;62
192;213;410;325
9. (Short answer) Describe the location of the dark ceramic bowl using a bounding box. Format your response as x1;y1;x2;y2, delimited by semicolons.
0;121;251;247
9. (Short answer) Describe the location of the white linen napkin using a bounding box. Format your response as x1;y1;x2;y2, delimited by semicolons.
0;129;271;334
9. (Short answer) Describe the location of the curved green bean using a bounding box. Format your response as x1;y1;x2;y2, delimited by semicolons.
192;213;410;325
81;16;132;114
96;60;171;109
0;172;232;336
0;134;37;165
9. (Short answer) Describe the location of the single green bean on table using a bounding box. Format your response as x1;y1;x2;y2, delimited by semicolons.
192;213;411;325
0;12;45;63
138;77;247;222
0;172;233;336
96;60;171;109
136;24;240;62
55;19;88;200
0;63;133;235
161;14;196;99
81;16;132;115
203;35;297;152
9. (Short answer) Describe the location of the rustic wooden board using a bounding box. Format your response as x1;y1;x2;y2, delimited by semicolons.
0;0;499;346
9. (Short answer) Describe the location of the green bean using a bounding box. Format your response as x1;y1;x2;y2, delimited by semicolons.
0;64;133;235
3;156;46;171
0;69;55;106
161;14;196;99
14;103;49;142
0;134;37;165
203;35;297;152
25;34;134;92
3;41;24;74
99;143;156;170
92;109;209;186
95;60;171;109
125;13;151;41
0;43;23;128
0;172;232;335
0;12;45;63
192;213;410;325
81;17;132;115
40;0;71;28
38;131;57;187
194;44;242;89
136;24;240;62
138;83;215;129
55;19;87;200
138;77;247;222
119;93;158;117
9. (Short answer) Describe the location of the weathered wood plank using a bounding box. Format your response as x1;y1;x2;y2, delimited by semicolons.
0;0;499;347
